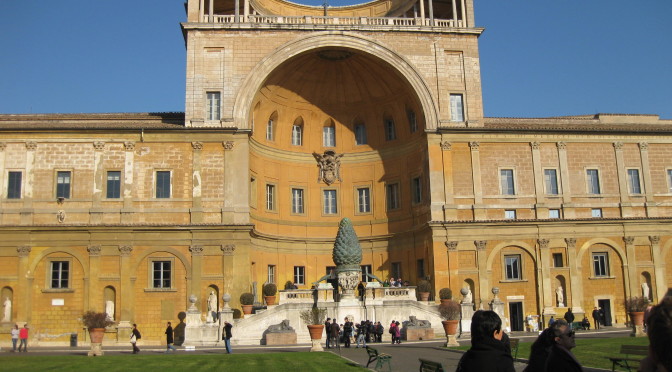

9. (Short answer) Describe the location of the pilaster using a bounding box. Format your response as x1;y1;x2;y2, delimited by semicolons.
440;141;456;220
118;245;134;323
221;140;250;224
537;239;554;316
87;245;102;312
557;142;574;218
190;245;204;310
469;142;485;220
530;142;546;217
122;142;135;213
623;236;637;298
649;236;666;302
565;238;584;314
613;142;631;216
474;240;487;308
639;142;656;217
0;143;6;199
16;245;31;323
191;142;203;223
22;142;37;224
91;142;105;223
221;244;236;296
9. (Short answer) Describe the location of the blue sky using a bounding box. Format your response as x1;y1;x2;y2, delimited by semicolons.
0;0;670;118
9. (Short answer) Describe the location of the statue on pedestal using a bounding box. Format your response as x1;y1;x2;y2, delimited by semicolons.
556;286;564;307
2;297;11;322
641;282;650;300
105;300;115;321
332;218;363;300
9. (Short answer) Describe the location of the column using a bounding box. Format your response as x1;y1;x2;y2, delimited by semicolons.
459;0;467;27
613;142;631;216
429;139;448;221
440;141;456;220
243;0;249;20
199;0;204;21
538;239;555;318
22;142;37;224
428;0;435;26
639;142;656;217
557;142;574;218
208;0;214;21
234;0;239;22
451;0;457;26
222;140;249;224
190;245;204;311
623;236;637;298
87;246;102;313
122;142;135;218
565;238;584;315
649;236;667;301
531;142;546;218
445;241;458;290
475;240;488;309
221;244;236;299
91;142;105;224
191;142;203;223
469;142;485;220
16;246;31;323
117;245;134;339
419;0;425;24
0;143;6;199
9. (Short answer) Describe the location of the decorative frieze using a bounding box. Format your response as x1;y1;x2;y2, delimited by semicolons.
17;245;31;257
474;240;487;250
440;141;452;151
123;142;136;151
189;245;204;256
93;142;106;151
118;245;133;256
221;244;236;256
191;142;203;150
87;245;102;256
445;241;458;251
25;141;37;151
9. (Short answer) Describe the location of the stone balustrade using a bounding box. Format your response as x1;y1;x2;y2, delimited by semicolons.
278;289;314;304
279;286;418;305
200;15;466;30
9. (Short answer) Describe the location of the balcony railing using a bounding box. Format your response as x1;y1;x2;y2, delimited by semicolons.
203;14;466;29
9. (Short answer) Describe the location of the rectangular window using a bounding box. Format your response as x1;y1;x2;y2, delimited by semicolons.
549;209;560;219
355;124;367;145
50;261;70;289
391;262;402;279
592;208;603;218
267;265;276;284
106;171;121;199
7;171;22;199
505;210;516;219
408;110;417;133
266;119;274;141
592;252;609;277
386;183;400;210
293;266;305;285
291;188;304;214
357;187;371;213
553;253;564;268
668;169;672;193
152;261;172;288
417;259;425;279
544;169;559;195
206;92;221;121
627;169;642;194
266;184;276;211
384;119;396;141
155;171;171;198
323;126;335;147
587;169;601;194
56;171;71;199
361;265;372;282
500;169;515;195
291;125;303;146
412;177;422;204
450;94;464;122
323;189;338;214
504;255;521;280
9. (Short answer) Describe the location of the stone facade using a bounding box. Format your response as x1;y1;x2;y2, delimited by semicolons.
0;0;671;345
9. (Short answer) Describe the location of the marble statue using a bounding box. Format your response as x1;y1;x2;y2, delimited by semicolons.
556;286;564;307
105;300;114;321
266;319;295;333
2;297;11;322
462;287;473;304
405;316;431;328
642;282;650;300
207;291;217;313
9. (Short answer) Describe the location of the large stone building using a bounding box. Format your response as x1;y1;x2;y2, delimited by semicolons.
1;0;671;344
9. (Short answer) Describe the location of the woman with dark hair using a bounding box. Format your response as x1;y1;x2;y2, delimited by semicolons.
456;310;515;372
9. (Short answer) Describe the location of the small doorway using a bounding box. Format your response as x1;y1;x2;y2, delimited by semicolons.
509;302;524;331
598;299;612;326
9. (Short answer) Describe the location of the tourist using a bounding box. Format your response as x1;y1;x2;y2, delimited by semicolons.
395;278;403;287
325;317;332;348
389;320;397;344
165;321;176;353
356;322;367;348
639;297;672;372
545;320;582;372
393;321;401;344
592;307;601;330
342;317;352;348
375;321;384;342
11;324;19;352
456;310;514;372
223;320;233;354
329;319;340;348
548;316;556;327
580;316;590;330
563;308;575;329
18;324;29;352
523;320;567;372
130;323;141;354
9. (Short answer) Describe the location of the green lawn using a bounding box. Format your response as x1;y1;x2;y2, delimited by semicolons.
455;336;649;370
0;352;366;372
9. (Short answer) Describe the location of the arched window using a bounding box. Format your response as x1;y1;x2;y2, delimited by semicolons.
323;119;335;147
266;112;278;141
384;115;396;141
407;109;417;133
292;117;303;146
354;121;367;145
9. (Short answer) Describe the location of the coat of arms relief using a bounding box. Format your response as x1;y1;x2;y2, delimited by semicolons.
313;150;344;185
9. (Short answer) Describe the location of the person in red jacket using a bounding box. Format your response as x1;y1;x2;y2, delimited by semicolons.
18;324;29;352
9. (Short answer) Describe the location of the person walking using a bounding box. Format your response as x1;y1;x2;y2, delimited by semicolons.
130;323;141;354
592;307;601;330
18;324;28;352
165;322;177;353
223;321;233;354
11;324;19;352
356;322;367;348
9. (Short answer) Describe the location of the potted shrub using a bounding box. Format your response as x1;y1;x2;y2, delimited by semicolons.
299;307;327;352
439;288;453;306
417;279;432;301
263;283;277;306
81;310;115;356
625;296;649;335
240;292;254;315
439;300;461;347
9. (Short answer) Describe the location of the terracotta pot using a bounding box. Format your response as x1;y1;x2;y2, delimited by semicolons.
242;304;254;315
442;320;459;336
629;311;645;326
419;292;430;301
307;324;325;340
88;328;105;343
264;296;276;306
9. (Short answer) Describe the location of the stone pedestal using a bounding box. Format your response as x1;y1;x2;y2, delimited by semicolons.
460;303;474;336
265;332;297;345
88;342;103;356
337;270;361;302
116;321;132;342
445;334;459;347
631;324;646;337
310;339;324;352
405;327;434;341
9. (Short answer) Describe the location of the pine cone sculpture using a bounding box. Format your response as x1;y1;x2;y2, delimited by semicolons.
333;218;362;271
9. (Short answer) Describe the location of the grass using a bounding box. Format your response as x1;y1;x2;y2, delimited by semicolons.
0;352;366;372
455;336;649;370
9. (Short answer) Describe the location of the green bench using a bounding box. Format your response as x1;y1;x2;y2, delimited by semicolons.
419;358;445;372
509;338;520;360
366;346;392;371
607;345;648;372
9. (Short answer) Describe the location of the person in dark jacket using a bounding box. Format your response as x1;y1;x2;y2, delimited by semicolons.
592;307;601;330
342;318;352;348
223;321;233;354
324;318;332;348
329;319;340;348
130;323;141;354
164;322;176;353
456;310;515;372
564;308;575;329
523;320;568;372
375;321;384;342
545;321;582;372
